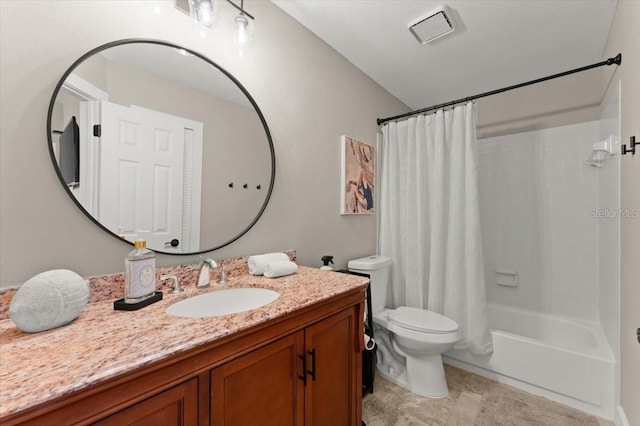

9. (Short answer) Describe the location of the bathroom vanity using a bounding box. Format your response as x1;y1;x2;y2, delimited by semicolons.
0;266;368;425
0;35;370;425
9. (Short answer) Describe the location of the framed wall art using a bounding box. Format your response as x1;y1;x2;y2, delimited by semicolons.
341;135;375;215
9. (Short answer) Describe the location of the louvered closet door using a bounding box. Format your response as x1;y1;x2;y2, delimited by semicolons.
99;102;188;252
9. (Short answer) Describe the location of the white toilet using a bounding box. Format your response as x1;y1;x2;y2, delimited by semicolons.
349;255;460;398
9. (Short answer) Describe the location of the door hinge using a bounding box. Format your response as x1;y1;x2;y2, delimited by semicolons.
93;124;101;137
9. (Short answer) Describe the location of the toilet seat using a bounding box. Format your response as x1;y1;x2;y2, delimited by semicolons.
388;307;458;334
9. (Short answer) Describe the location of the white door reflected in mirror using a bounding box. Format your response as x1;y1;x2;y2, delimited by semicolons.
98;102;203;253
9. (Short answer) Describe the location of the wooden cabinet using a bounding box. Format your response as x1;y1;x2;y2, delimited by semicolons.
2;290;365;426
211;332;304;426
93;379;199;426
210;308;360;426
304;308;360;426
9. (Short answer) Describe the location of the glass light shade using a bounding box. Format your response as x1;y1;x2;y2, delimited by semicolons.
189;0;218;37
192;0;215;26
233;14;254;57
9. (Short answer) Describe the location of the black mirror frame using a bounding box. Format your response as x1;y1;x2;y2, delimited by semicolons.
46;38;276;255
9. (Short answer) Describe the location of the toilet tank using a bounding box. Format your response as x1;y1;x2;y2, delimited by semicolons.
348;255;392;314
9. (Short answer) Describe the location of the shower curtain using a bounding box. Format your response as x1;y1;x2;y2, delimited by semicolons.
379;103;492;355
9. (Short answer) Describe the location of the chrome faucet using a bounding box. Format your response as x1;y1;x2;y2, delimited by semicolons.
161;274;183;294
197;258;219;288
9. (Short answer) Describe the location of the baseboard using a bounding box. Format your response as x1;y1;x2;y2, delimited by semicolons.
616;405;629;426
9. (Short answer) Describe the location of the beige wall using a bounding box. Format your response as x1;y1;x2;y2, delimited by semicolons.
601;1;640;424
476;67;602;139
0;0;408;288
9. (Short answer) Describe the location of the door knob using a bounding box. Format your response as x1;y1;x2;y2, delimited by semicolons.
164;239;179;248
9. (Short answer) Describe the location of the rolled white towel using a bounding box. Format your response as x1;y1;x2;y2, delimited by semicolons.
263;260;298;278
248;252;290;275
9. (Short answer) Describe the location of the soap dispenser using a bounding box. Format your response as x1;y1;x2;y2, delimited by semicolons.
124;240;156;304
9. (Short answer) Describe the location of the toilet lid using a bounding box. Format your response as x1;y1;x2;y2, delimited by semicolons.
388;307;458;334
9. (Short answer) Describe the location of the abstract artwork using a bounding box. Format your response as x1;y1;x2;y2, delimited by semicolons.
341;135;375;215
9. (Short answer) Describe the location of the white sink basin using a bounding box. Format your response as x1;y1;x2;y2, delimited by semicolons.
165;288;280;318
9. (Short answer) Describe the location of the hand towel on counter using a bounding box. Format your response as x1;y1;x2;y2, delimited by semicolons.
263;261;298;278
248;252;290;275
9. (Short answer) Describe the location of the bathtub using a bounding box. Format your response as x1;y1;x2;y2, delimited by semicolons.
443;303;616;420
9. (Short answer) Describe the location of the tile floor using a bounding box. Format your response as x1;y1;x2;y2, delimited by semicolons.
362;364;613;426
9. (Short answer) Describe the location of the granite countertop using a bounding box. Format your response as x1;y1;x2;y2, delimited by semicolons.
0;266;369;418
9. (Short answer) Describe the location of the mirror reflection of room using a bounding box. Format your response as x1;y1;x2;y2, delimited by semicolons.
50;42;273;254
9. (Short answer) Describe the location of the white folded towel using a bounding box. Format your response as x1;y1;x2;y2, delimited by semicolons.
263;260;298;278
248;252;290;275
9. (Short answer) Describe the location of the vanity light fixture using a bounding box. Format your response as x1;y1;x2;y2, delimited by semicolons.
183;0;255;56
188;0;218;38
232;0;254;57
189;0;216;28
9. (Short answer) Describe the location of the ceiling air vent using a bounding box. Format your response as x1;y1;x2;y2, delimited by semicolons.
408;6;455;44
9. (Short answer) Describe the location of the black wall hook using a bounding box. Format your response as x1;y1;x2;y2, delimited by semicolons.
243;183;248;189
622;136;637;156
228;182;234;188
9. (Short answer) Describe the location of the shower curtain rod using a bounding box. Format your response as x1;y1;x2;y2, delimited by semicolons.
377;53;622;126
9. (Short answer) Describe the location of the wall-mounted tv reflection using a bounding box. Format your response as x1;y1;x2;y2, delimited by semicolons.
59;116;79;187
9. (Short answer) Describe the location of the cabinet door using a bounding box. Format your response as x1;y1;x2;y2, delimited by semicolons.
211;332;304;426
93;378;198;426
304;307;360;426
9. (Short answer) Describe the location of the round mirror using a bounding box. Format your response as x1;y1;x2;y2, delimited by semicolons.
47;39;275;255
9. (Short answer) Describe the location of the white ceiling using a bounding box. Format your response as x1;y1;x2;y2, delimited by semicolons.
272;0;618;110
